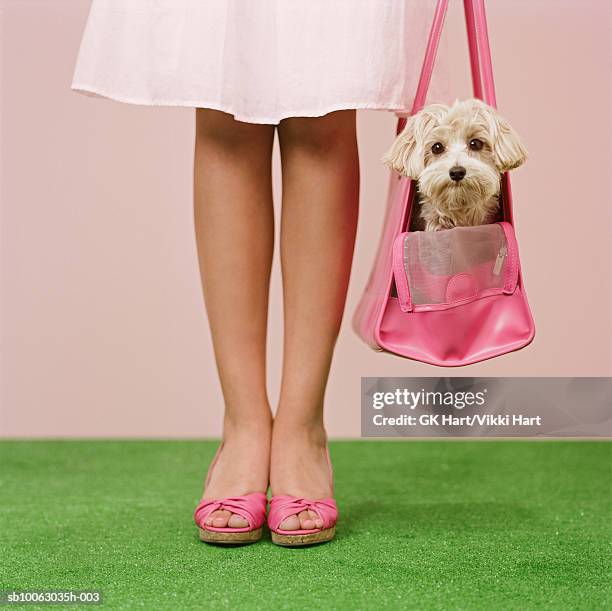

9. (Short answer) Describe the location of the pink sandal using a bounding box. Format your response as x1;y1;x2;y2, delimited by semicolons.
268;446;338;546
194;444;267;544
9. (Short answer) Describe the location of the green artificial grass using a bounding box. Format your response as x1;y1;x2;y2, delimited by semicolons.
0;441;610;610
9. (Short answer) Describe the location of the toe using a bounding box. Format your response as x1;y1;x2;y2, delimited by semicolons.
204;509;219;526
298;510;315;530
210;509;231;528
227;513;248;529
278;514;301;531
308;509;324;529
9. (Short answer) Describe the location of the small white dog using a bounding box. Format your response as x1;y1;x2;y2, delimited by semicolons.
383;99;527;231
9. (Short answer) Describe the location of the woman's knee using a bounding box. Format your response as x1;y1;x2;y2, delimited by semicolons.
196;108;274;153
278;110;356;154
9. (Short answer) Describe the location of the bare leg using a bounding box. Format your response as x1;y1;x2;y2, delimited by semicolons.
193;109;275;528
270;111;360;531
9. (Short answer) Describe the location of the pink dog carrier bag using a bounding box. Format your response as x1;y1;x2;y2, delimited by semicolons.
353;0;535;367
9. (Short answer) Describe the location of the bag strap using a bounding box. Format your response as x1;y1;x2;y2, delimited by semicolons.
411;0;450;114
464;0;483;101
465;0;497;108
397;0;449;133
397;0;497;133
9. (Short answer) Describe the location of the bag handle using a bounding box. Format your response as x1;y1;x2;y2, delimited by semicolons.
465;0;497;108
411;0;450;115
466;0;513;221
464;0;483;101
398;0;497;133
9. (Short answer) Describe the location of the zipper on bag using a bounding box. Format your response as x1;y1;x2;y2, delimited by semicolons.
492;243;508;276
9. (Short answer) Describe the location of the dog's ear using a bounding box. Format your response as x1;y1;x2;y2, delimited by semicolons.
483;105;527;172
493;114;527;171
382;104;448;178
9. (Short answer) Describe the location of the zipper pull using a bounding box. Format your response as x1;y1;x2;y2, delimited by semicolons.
493;243;507;276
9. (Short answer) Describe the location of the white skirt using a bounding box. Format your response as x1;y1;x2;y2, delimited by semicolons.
72;0;446;125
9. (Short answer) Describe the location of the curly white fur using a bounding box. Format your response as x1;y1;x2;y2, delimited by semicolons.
383;99;527;231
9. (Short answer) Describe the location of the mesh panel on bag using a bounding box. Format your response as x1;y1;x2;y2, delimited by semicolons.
403;224;508;306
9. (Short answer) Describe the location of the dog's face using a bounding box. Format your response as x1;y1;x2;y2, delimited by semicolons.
383;99;527;217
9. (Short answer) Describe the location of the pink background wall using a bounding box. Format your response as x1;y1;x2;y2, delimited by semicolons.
1;1;611;438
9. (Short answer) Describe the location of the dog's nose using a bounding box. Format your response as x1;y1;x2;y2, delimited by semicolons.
449;166;466;182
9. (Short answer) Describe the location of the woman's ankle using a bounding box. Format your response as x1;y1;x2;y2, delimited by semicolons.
272;415;327;445
222;410;272;440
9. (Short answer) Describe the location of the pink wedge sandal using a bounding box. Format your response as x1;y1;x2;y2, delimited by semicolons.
194;444;267;544
268;446;338;546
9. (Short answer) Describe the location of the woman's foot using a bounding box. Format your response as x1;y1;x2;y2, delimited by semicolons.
269;420;333;531
201;419;271;529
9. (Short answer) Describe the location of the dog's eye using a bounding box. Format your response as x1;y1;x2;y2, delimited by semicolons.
431;142;445;155
468;138;484;151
